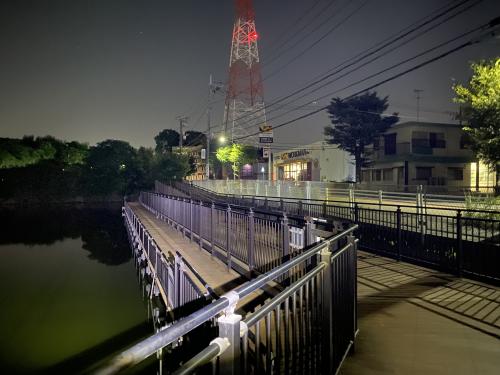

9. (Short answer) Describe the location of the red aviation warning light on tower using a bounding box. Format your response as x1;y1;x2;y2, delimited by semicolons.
224;0;267;144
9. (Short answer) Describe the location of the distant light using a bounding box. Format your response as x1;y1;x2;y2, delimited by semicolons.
219;135;226;144
261;167;265;173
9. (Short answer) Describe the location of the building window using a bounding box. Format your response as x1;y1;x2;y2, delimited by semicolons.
411;131;428;148
384;134;397;155
460;134;472;149
373;169;382;181
383;168;393;181
448;167;463;181
429;132;446;148
415;167;432;180
282;161;309;181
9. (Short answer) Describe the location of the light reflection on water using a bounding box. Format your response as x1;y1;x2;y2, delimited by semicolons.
0;204;154;374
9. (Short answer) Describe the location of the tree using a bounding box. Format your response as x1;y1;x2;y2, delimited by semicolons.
184;130;207;147
85;140;139;196
453;58;500;171
216;143;247;179
324;92;399;182
154;129;180;154
153;153;190;182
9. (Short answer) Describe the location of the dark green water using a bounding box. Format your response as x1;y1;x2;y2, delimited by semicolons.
0;204;153;374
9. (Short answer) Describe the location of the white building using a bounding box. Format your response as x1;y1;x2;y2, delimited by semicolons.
273;141;354;182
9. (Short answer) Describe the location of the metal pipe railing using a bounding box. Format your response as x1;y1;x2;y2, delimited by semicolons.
96;225;357;375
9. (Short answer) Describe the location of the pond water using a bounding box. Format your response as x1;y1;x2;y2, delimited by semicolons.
0;204;154;374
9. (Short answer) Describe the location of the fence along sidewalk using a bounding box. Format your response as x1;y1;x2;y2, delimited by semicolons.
96;225;358;375
173;181;500;285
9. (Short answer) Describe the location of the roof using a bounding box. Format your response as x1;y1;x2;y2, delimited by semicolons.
392;121;462;129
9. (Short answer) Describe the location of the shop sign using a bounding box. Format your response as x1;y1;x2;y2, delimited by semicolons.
259;125;273;144
280;149;310;161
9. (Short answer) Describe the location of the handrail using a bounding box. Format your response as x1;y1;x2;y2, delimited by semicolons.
174;260;332;375
184;183;500;215
175;251;218;299
96;225;357;375
244;261;327;327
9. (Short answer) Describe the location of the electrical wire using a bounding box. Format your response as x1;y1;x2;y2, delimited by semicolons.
233;17;499;141
229;0;482;133
208;0;479;134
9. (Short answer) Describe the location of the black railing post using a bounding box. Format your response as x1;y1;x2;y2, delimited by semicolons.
210;202;215;257
227;205;232;271
456;209;463;277
280;198;284;211
174;254;180;308
396;206;402;261
347;234;358;343
354;203;359;224
282;213;290;260
248;209;255;272
189;199;194;242
320;244;333;373
322;201;327;218
198;200;203;250
298;200;303;216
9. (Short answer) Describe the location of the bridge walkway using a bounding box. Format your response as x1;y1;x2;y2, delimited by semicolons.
130;200;500;374
129;202;265;308
341;251;500;375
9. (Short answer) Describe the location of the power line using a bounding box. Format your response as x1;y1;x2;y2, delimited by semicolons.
263;0;370;81
263;0;340;64
234;17;500;141
209;0;478;134
261;0;323;53
232;0;482;133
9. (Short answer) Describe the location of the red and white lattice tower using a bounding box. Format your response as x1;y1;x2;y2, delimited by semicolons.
224;0;266;144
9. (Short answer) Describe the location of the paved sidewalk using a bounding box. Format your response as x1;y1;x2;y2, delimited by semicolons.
340;252;500;375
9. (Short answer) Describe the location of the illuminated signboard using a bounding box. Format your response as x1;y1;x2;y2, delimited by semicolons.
280;149;310;161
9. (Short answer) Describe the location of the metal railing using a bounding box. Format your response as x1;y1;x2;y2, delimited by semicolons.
172;182;500;285
96;225;358;375
191;179;499;208
123;203;208;310
139;191;312;276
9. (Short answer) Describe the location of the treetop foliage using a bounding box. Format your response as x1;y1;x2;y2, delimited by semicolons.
453;58;500;167
324;91;399;182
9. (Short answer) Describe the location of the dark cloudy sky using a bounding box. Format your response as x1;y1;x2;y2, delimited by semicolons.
0;0;499;148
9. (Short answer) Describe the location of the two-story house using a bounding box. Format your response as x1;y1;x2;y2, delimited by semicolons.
361;121;482;189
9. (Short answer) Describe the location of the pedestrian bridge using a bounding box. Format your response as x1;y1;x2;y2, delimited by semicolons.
94;186;499;374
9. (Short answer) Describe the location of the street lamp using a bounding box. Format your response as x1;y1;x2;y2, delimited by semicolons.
261;166;265;180
219;135;226;144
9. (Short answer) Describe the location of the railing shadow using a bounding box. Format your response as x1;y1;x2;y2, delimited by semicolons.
356;251;500;337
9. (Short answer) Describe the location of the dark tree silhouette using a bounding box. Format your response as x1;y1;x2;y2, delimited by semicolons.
154;129;180;153
324;92;399;182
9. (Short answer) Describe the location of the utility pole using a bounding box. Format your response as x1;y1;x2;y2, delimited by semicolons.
177;116;188;153
414;89;423;122
206;75;223;180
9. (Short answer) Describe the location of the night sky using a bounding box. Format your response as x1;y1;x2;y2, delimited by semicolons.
0;0;499;149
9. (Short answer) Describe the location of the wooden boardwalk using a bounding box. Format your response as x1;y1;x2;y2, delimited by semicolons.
130;202;243;292
129;202;265;310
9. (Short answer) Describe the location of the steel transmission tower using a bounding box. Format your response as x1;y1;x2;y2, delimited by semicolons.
224;0;267;144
